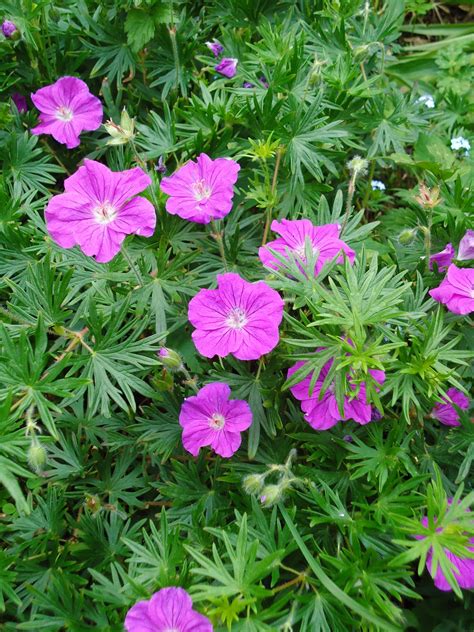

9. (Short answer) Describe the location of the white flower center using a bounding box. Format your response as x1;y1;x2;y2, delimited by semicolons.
55;106;74;122
294;243;318;260
93;201;118;225
209;413;225;430
225;307;248;329
192;179;212;202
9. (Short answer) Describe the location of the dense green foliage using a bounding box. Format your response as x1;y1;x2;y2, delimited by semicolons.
0;1;473;630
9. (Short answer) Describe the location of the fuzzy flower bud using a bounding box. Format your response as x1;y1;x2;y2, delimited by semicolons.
2;19;17;38
347;155;369;176
398;228;418;245
104;108;136;146
157;347;183;371
415;183;441;209
260;484;283;507
27;440;47;474
243;473;266;495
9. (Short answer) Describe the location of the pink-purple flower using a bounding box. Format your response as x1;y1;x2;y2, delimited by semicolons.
417;510;474;592
125;587;213;632
215;58;238;78
206;39;223;57
431;388;470;427
179;382;252;457
188;272;284;360
259;219;355;275
429;265;474;315
429;243;455;272
288;358;385;431
31;76;103;149
45;159;156;263
1;19;17;38
12;93;27;113
458;229;474;261
160;153;240;224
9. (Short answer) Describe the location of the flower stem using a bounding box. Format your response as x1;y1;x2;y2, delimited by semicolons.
424;207;433;272
262;148;283;246
341;171;357;234
180;366;199;393
122;248;143;287
361;160;375;211
168;21;181;94
255;357;265;381
211;221;228;271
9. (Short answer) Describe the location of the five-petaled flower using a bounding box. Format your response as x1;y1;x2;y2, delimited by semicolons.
45;159;156;263
31;76;103;149
160;153;240;224
188;272;284;360
429;265;474;315
431;388;470;427
259;219;355;275
288;357;385;431
125;587;213;632
179;382;252;458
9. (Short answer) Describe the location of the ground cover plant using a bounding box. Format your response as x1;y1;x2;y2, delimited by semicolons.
0;0;473;630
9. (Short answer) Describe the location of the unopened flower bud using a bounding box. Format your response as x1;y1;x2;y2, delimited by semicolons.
2;20;18;39
398;228;417;245
157;347;183;370
27;440;47;473
243;473;265;495
155;155;167;174
260;484;283;507
415;183;441;209
104;108;136;146
85;494;101;514
347;155;369;176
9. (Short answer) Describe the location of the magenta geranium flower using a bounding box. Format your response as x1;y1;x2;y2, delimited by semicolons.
31;76;103;149
429;243;455;272
215;58;238;78
458;229;474;261
417;507;474;592
179;382;252;458
431;388;470;427
160;153;240;224
429;265;474;315
125;587;213;632
288;359;385;431
45;159;156;263
259;220;355;275
188;272;284;360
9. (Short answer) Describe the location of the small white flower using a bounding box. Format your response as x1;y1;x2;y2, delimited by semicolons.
451;136;471;154
371;179;386;191
416;94;435;109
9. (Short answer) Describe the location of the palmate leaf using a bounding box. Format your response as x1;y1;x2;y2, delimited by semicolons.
187;514;282;602
0;317;88;438
70;299;165;417
1;132;63;198
0;551;21;612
